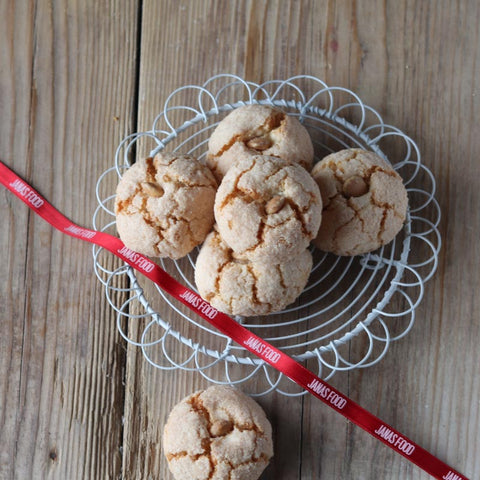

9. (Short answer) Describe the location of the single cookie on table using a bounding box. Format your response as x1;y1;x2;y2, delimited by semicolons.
194;229;312;316
115;152;217;259
311;148;408;256
207;103;314;180
163;385;273;480
214;155;322;264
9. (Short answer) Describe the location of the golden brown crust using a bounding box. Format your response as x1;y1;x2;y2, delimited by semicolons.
207;104;314;180
214;155;321;264
114;152;217;259
163;385;273;480
311;148;408;256
194;230;312;316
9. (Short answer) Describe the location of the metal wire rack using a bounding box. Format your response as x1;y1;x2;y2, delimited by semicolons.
92;74;440;396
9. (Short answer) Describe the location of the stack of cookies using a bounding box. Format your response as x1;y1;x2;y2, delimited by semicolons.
195;104;322;317
114;104;408;318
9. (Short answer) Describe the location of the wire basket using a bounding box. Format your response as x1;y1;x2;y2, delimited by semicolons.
93;74;440;396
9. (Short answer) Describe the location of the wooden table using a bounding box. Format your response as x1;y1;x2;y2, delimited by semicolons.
1;1;479;479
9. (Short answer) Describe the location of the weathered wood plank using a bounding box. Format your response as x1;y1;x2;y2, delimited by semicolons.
0;1;139;478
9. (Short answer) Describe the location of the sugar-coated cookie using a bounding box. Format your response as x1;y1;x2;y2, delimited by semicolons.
214;155;322;264
163;385;273;480
207;104;314;180
311;148;408;256
115;152;217;259
195;230;312;316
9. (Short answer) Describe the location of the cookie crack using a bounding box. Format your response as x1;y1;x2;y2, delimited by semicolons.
167;213;195;239
189;394;214;477
163;172;216;189
347;197;369;237
241;111;286;151
166;450;188;461
326;197;357;253
239;216;267;257
236;422;264;435
263;165;287;186
255;220;266;251
284;198;313;237
320;184;339;209
166;450;207;462
364;164;402;184
140;196;164;237
228;454;271;471
276;264;287;293
138;199;177;255
370;192;404;218
145;157;157;181
283;172;320;204
262;109;286;132
212;110;286;158
212;256;234;300
217;159;258;210
241;110;286;149
368;195;404;244
211;134;243;158
246;265;264;308
115;185;142;214
156;154;178;166
241;199;309;257
349;150;359;162
236;189;266;204
377;207;389;245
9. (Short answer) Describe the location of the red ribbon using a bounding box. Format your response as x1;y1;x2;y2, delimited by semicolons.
0;160;468;480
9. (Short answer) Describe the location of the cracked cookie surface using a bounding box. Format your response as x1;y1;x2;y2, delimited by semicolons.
163;385;273;480
115;152;217;259
207;104;314;180
214;155;322;264
311;148;408;256
195;230;312;316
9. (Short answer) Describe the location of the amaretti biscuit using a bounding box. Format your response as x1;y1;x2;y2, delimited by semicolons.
207;104;314;180
311;148;408;256
163;385;273;480
194;230;312;316
214;155;322;264
115;152;217;259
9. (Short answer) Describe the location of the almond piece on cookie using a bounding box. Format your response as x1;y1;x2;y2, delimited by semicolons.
311;148;408;256
163;385;273;480
214;155;322;264
207;104;314;180
115;152;217;259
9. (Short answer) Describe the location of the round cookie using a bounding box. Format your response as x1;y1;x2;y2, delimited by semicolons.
207;104;314;180
214;155;322;264
195;230;312;316
163;385;274;480
311;148;408;256
115;152;217;259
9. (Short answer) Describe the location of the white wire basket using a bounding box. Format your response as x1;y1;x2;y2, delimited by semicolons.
93;74;440;396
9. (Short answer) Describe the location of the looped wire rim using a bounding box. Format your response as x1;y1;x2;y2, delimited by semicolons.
93;74;440;395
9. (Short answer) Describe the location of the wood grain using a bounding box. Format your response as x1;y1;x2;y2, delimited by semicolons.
1;0;479;479
0;0;139;478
